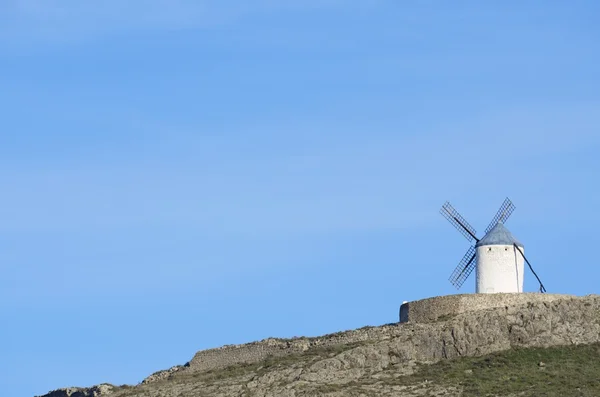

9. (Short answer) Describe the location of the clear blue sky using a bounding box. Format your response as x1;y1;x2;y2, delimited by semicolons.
1;2;599;396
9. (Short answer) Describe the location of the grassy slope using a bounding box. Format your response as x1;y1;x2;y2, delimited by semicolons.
401;343;600;396
113;343;600;397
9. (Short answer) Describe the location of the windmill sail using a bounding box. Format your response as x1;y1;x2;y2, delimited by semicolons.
449;245;476;289
440;201;478;242
484;197;515;235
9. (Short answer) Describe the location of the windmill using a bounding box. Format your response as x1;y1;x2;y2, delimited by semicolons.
440;198;546;293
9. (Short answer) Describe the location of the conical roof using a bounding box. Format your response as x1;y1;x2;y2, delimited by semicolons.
475;222;523;247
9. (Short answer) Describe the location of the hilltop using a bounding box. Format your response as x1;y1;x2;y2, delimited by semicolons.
39;293;600;397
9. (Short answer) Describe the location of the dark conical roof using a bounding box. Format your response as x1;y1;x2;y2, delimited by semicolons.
475;222;523;247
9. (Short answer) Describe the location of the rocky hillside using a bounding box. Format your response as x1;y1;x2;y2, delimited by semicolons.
38;294;600;397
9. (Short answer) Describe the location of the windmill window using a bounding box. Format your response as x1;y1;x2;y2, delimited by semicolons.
488;248;492;252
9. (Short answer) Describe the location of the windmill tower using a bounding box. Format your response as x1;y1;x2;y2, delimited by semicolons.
440;198;532;293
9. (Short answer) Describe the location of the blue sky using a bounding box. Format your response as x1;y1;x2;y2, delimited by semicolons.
1;1;599;396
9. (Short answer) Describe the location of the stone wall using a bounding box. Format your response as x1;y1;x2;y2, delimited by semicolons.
399;293;575;323
184;293;589;376
186;325;402;373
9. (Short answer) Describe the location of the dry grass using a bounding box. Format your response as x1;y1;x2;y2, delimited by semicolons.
399;342;600;396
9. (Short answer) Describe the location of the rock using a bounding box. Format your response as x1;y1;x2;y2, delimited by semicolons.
37;384;115;397
141;364;188;384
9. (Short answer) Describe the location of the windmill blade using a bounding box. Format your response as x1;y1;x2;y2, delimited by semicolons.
440;201;478;242
449;246;476;289
484;197;515;235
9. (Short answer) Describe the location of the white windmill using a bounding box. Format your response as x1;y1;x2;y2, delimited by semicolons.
440;198;546;293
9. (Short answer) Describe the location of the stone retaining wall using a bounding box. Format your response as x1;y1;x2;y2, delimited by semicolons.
187;325;401;373
399;293;575;323
185;293;585;376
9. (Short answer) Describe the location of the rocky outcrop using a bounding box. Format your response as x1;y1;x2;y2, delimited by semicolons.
37;293;600;397
38;384;115;397
141;364;188;384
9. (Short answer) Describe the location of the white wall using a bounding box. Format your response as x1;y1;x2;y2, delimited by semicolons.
476;244;524;293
